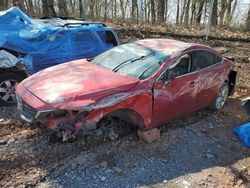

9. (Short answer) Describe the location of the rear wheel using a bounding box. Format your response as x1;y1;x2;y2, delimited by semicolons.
209;83;229;110
0;73;25;106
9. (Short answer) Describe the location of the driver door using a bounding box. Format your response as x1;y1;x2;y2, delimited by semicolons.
152;53;200;125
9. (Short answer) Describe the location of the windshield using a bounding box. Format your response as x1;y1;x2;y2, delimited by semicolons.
92;43;169;79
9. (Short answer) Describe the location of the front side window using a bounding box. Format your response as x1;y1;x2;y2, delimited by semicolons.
191;50;222;71
170;54;191;77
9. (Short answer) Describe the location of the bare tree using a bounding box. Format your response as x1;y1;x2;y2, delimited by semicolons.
58;0;68;17
246;6;250;31
0;0;8;11
211;0;218;26
196;0;205;24
79;0;84;18
89;0;95;19
131;0;138;22
184;0;191;25
150;0;156;23
157;0;165;23
176;0;180;24
42;0;57;17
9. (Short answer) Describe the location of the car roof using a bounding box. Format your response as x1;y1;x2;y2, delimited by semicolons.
34;18;107;29
133;39;194;56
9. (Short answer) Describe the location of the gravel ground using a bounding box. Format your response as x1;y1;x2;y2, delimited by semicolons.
0;27;250;188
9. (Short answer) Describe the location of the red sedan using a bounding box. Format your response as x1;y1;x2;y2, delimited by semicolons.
16;39;237;141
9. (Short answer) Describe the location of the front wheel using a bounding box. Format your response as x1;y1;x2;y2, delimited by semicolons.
209;83;229;111
0;73;25;106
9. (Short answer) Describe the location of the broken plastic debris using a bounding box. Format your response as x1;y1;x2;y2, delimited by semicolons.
234;122;250;147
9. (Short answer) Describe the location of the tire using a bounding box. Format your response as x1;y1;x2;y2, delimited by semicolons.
209;83;229;111
0;73;25;106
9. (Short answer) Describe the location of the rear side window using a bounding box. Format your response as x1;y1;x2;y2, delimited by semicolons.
73;31;98;52
97;31;118;47
74;31;96;43
191;50;222;71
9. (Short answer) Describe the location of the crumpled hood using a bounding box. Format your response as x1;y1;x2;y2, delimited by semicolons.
23;59;138;109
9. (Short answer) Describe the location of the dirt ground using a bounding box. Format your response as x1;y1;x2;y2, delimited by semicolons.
0;26;250;188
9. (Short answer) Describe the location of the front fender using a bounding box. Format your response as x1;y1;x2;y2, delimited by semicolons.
84;90;153;129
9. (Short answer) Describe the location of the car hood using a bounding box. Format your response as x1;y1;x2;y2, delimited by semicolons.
23;59;139;109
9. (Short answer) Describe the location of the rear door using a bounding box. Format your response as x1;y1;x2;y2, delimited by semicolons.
153;53;200;125
190;50;224;108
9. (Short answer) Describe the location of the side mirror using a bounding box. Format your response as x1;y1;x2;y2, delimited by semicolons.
167;69;176;81
162;69;176;84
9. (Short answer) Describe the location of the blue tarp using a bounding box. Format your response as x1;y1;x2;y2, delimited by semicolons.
234;122;250;147
0;7;115;74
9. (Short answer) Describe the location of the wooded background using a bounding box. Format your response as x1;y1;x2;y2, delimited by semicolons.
0;0;249;31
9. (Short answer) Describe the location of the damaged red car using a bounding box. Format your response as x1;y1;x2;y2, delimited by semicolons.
16;39;237;141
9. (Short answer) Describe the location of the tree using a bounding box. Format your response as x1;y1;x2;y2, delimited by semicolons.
176;0;180;25
58;0;68;17
157;0;165;23
89;0;95;19
131;0;138;22
184;0;191;25
211;0;218;26
79;0;84;18
150;0;156;23
196;0;205;24
13;0;25;11
42;0;57;17
246;6;250;31
0;0;8;11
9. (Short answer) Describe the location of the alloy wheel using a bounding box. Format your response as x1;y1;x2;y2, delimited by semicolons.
215;84;229;109
0;80;19;104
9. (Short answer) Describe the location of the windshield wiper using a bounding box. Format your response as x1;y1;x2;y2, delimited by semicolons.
113;51;155;72
112;57;137;71
138;60;162;79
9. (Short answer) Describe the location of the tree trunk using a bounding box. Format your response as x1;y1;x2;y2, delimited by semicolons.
114;0;117;19
120;0;125;20
104;0;108;21
190;1;196;25
79;0;84;18
150;0;156;23
13;0;25;11
225;0;233;26
164;0;168;21
211;0;218;26
176;0;180;25
131;0;137;22
157;0;165;23
0;0;8;11
42;0;57;17
144;0;148;22
196;0;205;24
219;0;227;25
245;6;250;31
89;0;95;19
180;1;186;25
58;0;68;17
184;0;191;25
